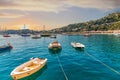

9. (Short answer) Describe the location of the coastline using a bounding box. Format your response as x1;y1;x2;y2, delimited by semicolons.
61;30;120;35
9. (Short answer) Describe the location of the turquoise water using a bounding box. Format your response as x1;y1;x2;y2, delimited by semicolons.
0;34;120;80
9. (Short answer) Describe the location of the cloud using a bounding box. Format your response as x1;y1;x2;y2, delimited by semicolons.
0;0;120;13
65;0;119;10
0;0;69;12
0;12;24;18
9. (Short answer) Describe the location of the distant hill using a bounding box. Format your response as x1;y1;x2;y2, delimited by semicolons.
51;12;120;33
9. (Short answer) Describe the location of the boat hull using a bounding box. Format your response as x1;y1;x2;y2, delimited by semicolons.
21;34;31;37
0;46;12;52
11;58;47;80
49;48;62;54
3;35;11;37
32;37;41;39
48;42;62;53
3;34;11;37
74;47;84;51
49;47;62;51
48;42;61;50
71;42;85;51
41;34;50;37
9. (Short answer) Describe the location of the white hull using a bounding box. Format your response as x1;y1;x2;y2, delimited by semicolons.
31;35;41;39
71;42;85;48
11;58;47;80
50;35;56;38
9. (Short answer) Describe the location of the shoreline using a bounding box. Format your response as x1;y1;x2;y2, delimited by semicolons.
61;30;120;35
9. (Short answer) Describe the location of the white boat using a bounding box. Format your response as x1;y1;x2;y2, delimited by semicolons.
48;41;61;50
84;33;91;37
113;33;120;36
71;42;85;49
31;34;41;39
11;58;47;80
50;34;56;38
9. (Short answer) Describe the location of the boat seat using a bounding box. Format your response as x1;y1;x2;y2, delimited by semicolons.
23;67;30;71
33;61;39;64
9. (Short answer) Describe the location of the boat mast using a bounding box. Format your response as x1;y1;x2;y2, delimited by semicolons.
43;25;45;31
3;25;6;34
24;24;26;30
0;25;1;34
43;25;45;33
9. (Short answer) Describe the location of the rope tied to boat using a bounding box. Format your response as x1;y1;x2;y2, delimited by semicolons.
85;51;120;75
56;55;69;80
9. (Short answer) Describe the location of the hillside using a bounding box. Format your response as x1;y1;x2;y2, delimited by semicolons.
51;12;120;33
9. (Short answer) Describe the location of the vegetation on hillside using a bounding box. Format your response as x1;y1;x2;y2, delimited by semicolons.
51;12;120;32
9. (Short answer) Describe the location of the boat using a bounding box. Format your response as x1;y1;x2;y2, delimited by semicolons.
50;34;56;38
84;33;91;37
21;34;31;37
0;43;13;52
2;26;11;37
71;42;85;50
114;33;119;36
31;34;41;39
41;25;50;37
11;58;47;80
20;24;31;37
113;32;120;36
3;34;11;37
48;41;62;50
41;33;50;37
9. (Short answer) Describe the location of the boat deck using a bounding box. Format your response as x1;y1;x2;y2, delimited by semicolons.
20;63;38;72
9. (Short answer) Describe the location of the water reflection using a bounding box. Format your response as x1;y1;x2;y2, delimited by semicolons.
48;48;62;55
0;48;12;55
19;65;47;80
72;47;84;52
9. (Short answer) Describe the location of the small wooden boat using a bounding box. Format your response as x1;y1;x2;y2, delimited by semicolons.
31;35;41;39
0;43;13;52
48;41;62;50
11;58;47;80
71;42;85;50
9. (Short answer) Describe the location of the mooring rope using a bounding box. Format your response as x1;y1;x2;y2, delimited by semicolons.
85;51;120;75
60;50;120;75
56;55;69;80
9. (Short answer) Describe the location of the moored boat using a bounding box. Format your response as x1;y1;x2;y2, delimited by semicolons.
48;41;62;50
11;58;47;80
21;34;31;37
0;43;13;52
50;34;56;38
71;42;85;50
41;33;50;37
84;33;91;37
31;34;41;39
3;34;11;37
113;33;120;36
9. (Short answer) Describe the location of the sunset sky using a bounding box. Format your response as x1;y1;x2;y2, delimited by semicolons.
0;0;120;30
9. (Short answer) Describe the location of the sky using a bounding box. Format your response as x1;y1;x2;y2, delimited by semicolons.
0;0;120;30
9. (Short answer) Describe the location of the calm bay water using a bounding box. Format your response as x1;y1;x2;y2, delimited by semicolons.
0;34;120;80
